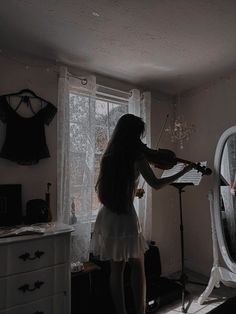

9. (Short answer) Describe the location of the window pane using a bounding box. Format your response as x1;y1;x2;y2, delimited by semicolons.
70;153;85;186
95;100;108;125
69;89;128;222
109;103;128;128
95;126;108;153
72;187;93;216
70;94;89;124
70;123;87;153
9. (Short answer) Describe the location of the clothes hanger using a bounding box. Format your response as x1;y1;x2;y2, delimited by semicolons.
2;88;45;102
1;89;55;114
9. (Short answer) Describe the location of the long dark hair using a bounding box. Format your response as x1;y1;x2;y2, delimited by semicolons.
95;114;145;214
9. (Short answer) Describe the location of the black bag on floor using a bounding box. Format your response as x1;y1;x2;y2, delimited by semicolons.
145;241;182;313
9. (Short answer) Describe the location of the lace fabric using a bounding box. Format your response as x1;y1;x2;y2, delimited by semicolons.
57;66;96;262
90;205;149;261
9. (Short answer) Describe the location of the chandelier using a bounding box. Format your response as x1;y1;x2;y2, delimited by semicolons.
165;98;195;149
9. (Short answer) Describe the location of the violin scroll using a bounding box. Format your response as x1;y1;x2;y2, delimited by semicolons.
176;158;212;176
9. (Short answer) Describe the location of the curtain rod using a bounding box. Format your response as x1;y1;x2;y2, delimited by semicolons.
96;92;129;102
68;72;87;85
97;84;131;96
68;73;131;96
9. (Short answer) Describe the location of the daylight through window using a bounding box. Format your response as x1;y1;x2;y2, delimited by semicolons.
69;88;128;220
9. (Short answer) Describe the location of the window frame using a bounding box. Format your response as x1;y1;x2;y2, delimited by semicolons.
69;85;129;223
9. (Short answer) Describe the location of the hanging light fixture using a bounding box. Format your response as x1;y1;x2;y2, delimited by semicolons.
165;95;195;149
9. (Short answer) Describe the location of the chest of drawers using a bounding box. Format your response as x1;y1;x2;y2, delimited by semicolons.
0;223;73;314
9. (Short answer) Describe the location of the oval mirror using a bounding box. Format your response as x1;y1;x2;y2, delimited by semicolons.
214;126;236;273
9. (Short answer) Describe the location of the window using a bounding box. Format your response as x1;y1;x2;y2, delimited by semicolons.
69;86;128;221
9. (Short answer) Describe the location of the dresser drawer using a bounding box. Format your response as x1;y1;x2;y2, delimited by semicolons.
0;265;69;309
0;234;70;277
0;293;67;314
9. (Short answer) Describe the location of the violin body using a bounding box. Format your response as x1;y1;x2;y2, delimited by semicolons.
139;141;177;169
139;140;212;175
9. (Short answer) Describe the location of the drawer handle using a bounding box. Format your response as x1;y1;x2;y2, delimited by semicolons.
19;250;45;261
34;312;44;314
18;280;44;293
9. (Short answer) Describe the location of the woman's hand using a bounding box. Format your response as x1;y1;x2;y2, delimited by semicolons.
136;188;145;198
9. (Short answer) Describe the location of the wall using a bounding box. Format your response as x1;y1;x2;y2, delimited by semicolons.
179;74;236;276
150;92;182;275
0;55;58;219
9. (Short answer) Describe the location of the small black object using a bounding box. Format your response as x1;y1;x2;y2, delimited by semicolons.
25;199;49;224
0;184;22;226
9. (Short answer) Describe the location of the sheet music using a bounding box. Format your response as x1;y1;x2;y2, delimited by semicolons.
161;161;207;186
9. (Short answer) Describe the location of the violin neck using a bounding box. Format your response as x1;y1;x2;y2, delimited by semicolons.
176;157;212;176
176;158;193;165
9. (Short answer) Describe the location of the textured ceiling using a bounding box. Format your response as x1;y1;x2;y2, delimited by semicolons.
0;0;236;94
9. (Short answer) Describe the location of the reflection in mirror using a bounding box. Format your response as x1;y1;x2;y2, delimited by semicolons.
220;134;236;262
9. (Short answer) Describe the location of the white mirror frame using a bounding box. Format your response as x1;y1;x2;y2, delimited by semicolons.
214;125;236;273
198;126;236;305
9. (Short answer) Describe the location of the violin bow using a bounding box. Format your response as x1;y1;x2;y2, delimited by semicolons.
155;114;169;149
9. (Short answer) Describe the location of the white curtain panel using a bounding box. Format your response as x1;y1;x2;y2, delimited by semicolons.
128;89;152;241
57;66;70;225
69;74;96;262
57;66;96;262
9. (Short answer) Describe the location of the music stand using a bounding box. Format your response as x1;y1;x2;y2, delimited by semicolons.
162;163;207;313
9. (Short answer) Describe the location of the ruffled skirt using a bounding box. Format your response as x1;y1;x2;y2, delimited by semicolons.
90;205;149;261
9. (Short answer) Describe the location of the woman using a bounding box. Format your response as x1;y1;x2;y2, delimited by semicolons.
90;114;192;314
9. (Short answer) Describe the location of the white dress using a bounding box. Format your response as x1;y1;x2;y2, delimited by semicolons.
90;156;160;261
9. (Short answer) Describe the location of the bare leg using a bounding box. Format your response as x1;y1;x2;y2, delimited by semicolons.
110;260;127;314
129;256;146;314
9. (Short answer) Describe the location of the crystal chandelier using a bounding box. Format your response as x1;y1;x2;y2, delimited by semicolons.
165;98;195;149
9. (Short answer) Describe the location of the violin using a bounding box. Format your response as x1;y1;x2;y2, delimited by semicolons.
135;141;212;198
139;141;212;175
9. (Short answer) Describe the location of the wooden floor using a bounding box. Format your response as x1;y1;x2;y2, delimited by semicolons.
154;270;236;314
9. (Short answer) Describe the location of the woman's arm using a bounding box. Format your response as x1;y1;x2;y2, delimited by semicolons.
136;156;193;190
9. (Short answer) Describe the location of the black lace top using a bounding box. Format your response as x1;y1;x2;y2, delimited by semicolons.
0;96;57;165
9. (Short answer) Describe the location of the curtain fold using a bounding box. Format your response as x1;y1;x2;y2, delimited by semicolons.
57;66;70;224
128;89;152;241
69;74;96;262
57;65;97;262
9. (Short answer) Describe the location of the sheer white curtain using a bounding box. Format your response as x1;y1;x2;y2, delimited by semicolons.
128;89;152;241
57;66;70;225
57;65;96;262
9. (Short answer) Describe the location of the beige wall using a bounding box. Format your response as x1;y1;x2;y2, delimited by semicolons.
179;75;236;276
0;56;58;218
150;74;236;277
150;93;182;275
